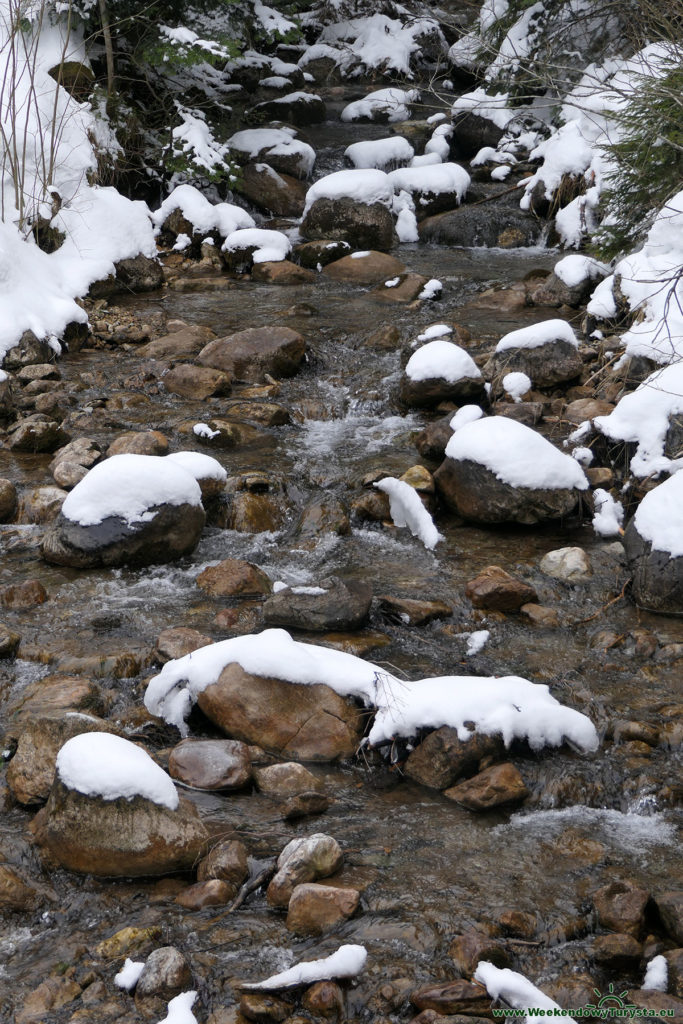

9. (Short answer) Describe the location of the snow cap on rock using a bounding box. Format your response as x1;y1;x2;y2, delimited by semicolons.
56;733;179;810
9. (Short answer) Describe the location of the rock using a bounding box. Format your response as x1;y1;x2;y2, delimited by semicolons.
370;273;432;304
7;673;105;721
240;993;292;1023
452;112;505;158
492;401;544;426
322;251;405;285
592;880;649;937
498;909;538;939
16;362;60;382
0;863;38;910
448;931;510;975
295;497;350;540
0;377;13;422
563;398;615;423
107;430;169;457
154;626;212;663
486;339;583;390
6;713;119;805
465;566;537;611
665;949;683;997
410;980;493;1016
162;364;233;399
530;270;603;308
223;400;291;427
267;833;343;908
168;739;252;790
199;327;305;382
254;762;324;798
228;491;286;532
0;623;21;657
2;331;54;369
8;414;70;452
251;92;326;127
302;982;344;1020
301;197;396;251
175;879;233;910
197;664;363;762
0;579;48;609
114;254;164;293
262;576;372;632
377;596;451;626
626;991;683;1019
94;924;162;959
282;792;331;820
135;947;192;1019
0;478;17;521
252;261;316;285
540;547;592;580
138;326;216;360
404;728;504;790
419;206;541;248
414;415;454;461
654;892;683;944
401;362;485;410
240;162;308;217
286;882;359;935
17;485;67;523
295;240;351;269
16;976;82;1022
197;839;249;888
520;603;560;627
624;480;683;615
31;780;208;877
593;933;643;966
49;438;103;489
444;763;528;810
197;558;272;599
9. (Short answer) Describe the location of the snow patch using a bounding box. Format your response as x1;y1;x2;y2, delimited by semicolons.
56;733;179;809
374;477;442;550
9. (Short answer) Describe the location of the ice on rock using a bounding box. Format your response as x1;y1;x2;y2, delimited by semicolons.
495;319;578;353
243;945;368;990
475;962;576;1023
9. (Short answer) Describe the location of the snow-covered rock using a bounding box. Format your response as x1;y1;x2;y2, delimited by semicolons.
486;319;583;389
57;733;179;809
530;256;610;307
344;137;414;171
388;163;470;218
227;127;315;179
221;228;292;270
301;170;396;250
624;472;683;615
373;477;442;550
402;340;485;407
152;184;255;245
341;88;420;124
250;91;325;127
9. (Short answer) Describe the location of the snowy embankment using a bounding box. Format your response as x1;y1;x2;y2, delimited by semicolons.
145;628;599;754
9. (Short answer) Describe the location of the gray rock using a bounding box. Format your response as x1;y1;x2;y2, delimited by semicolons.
250;92;325;127
419;204;541;248
262;576;372;631
301;197;396;251
624;486;683;616
168;739;252;791
486;339;583;390
199;327;305;382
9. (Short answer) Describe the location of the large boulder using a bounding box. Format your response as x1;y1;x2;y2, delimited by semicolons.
388;163;470;219
435;416;588;524
451;111;506;158
485;319;583;390
41;454;206;568
402;340;485;408
262;576;372;632
419;203;542;248
198;327;305;382
624;473;683;615
239;162;308;217
250;91;325;127
168;739;252;791
197;663;363;761
301;198;395;251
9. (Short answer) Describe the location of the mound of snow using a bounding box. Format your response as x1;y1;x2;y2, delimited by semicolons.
166;451;227;484
475;962;575;1023
632;472;683;558
115;959;145;991
56;733;179;809
594;361;683;478
503;371;531;402
61;454;202;527
451;89;515;129
406;340;480;383
152;184;255;238
157;991;198;1024
388;163;470;202
496;319;577;353
303;169;393;215
228;127;315;177
642;955;668;993
319;14;444;77
345;137;414;170
450;405;485;431
373;477;442;550
445;417;589;490
221;228;291;264
592;488;623;538
554;254;609;288
244;945;368;990
341;88;419;124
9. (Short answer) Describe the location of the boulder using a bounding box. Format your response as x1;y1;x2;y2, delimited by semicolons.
250;92;326;127
624;475;683;615
89;255;163;298
49;438;103;489
444;763;528;810
17;485;68;523
262;576;372;632
168;739;252;791
107;430;169;457
7;673;105;721
593;933;643;967
402;341;485;408
419;205;541;248
196;558;272;599
239;162;308;217
592;880;649;937
301;198;396;251
175;879;233;910
369;273;434;304
2;331;54;369
449;931;510;976
251;261;316;285
134;947;192;1019
322;251;405;285
294;240;351;268
155;627;212;663
486;339;583;390
540;547;592;581
377;596;451;627
410;980;493;1017
162;364;232;400
267;833;343;907
197;839;249;889
8;414;70;453
404;727;504;790
302;982;344;1019
286;883;359;935
254;762;324;798
465;566;538;611
138;326;216;360
655;892;683;944
199;327;305;382
451;111;505;158
0;479;17;522
197;663;363;761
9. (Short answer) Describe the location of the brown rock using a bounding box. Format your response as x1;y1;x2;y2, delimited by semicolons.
564;398;615;423
410;980;492;1016
16;976;81;1023
626;991;683;1017
465;566;537;612
497;909;537;939
302;981;343;1019
168;738;252;790
593;880;649;938
154;626;212;663
254;762;324;798
138;325;216;360
665;949;683;997
163;364;233;399
197;839;249;888
448;931;510;975
0;478;17;522
593;933;643;966
7;673;105;721
295;240;351;269
377;596;451;626
240;993;291;1023
17;485;67;523
240;162;308;218
300;197;396;251
444;762;528;810
654;891;683;944
199;327;305;382
0;622;21;658
252;261;316;285
262;576;372;632
295;497;350;540
1;579;48;609
9;415;69;452
287;882;359;935
370;273;433;304
282;792;331;820
197;558;272;599
0;863;38;910
322;251;405;285
267;833;343;908
94;924;162;959
107;430;169;457
404;727;504;790
175;878;233;909
198;664;363;761
520;603;560;627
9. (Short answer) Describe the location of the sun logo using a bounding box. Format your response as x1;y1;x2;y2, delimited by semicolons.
583;983;638;1017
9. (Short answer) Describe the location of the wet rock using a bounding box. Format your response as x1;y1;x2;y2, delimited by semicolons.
8;414;70;452
138;325;216;360
593;933;643;966
198;664;362;762
49;438;103;489
370;273;433;304
262;576;372;632
154;626;212;663
252;261;316;285
465;566;537;611
168;738;252;791
2;331;54;369
414;415;454;461
377;595;451;626
540;546;592;581
564;398;615;423
197;839;249;888
94;924;162;959
665;949;683;997
351;488;390;523
162;364;233;399
0;863;38;910
444;763;528;811
18;485;68;523
452;112;505;158
497;909;537;939
197;558;273;598
16;362;60;383
282;792;331;820
1;579;48;609
0;376;14;422
404;728;503;790
486;339;583;391
7;673;105;721
410;980;493;1016
627;991;683;1017
240;993;291;1023
613;721;659;747
419;205;541;248
107;430;169;457
31;779;208;877
624;497;683;615
254;762;324;798
267;833;343;908
16;976;82;1023
240;162;308;218
401;364;485;410
492;401;543;426
135;947;192;1019
6;712;120;805
251;92;325;127
199;327;305;382
465;282;528;313
0;622;21;657
449;930;510;975
295;497;350;540
520;603;560;627
301;197;396;251
322;251;405;285
175;878;233;909
654;892;683;944
302;981;344;1020
0;478;17;521
228;491;286;532
295;240;351;268
287;882;359;935
593;880;649;937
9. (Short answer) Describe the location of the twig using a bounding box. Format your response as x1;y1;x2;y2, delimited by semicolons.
572;578;630;625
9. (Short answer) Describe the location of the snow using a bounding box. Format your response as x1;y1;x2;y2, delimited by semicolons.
388;164;470;203
642;955;668;992
171;104;234;179
496;319;578;353
395;201;419;243
61;454;202;527
156;992;198;1024
487;2;544;79
384;278;400;288
419;280;443;300
259;76;291;89
471;146;516;167
145;629;598;753
166;452;227;484
594;361;683;478
341;88;420;124
303;169;393;215
228;128;315;177
406;340;481;383
417;325;452;342
474;963;575;1024
266;90;322;108
243;945;368;990
466;630;489;656
319;14;443;78
632;472;683;558
491;165;510;181
193;423;220;440
451;89;514;130
253;1;297;39
374;477;443;551
425;125;452;162
221;228;291;264
502;372;531;402
344;137;414;171
592;488;623;538
480;0;510;34
152;184;255;238
409;153;442;168
56;733;179;810
450;405;484;432
115;959;145;991
571;446;593;466
445;417;589;491
554;254;609;288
